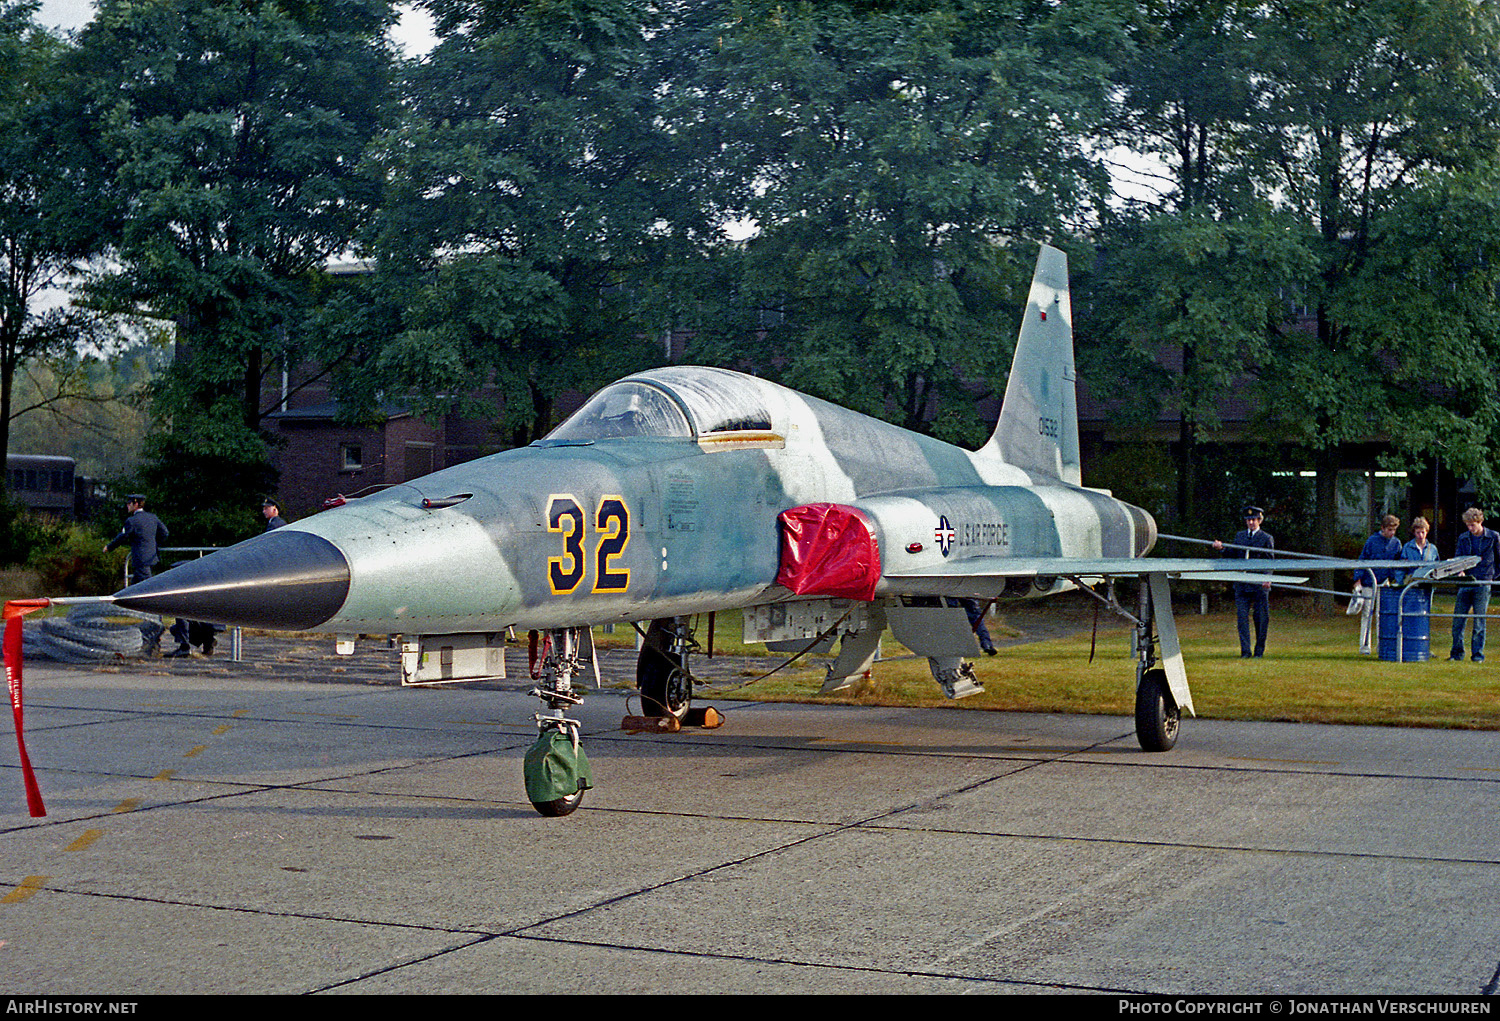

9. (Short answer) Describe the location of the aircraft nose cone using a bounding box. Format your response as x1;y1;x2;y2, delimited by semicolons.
112;530;351;630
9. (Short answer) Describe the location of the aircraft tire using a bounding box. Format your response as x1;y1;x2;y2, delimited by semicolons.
637;618;691;719
532;788;585;817
1134;668;1179;752
640;666;691;720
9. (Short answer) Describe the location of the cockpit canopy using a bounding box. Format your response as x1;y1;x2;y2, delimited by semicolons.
546;382;691;441
544;369;776;443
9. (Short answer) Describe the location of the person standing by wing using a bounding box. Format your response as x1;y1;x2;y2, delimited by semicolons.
1352;514;1404;652
1450;508;1499;663
1398;516;1440;618
1213;506;1274;658
1355;515;1403;588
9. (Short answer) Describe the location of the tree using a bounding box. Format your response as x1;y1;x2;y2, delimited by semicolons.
368;0;700;444
1244;0;1500;555
61;0;398;538
1093;0;1500;554
0;1;108;481
1301;175;1500;489
1082;210;1317;531
5;343;160;480
1106;0;1260;214
1083;1;1307;532
683;0;1128;444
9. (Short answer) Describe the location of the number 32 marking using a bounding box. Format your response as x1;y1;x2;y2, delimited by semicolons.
547;494;631;595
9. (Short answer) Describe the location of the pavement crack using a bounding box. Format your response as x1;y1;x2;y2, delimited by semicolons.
500;748;1115;936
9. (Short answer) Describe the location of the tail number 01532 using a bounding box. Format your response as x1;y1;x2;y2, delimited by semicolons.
547;494;632;595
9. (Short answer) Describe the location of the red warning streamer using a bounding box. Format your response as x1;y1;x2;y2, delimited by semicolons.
5;599;50;817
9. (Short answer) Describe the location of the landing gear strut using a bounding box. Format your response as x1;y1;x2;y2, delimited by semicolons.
637;617;694;718
1133;579;1180;752
525;627;595;816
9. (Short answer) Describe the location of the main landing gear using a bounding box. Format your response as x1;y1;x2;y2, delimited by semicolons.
1135;667;1179;752
1133;577;1181;752
636;617;695;719
1074;574;1187;752
524;627;595;817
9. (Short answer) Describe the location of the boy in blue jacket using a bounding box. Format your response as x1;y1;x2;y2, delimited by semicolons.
1451;508;1500;662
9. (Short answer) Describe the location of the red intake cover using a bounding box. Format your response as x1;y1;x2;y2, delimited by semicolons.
776;503;882;602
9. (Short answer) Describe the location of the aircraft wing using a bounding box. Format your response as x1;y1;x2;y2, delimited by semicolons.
877;556;1476;596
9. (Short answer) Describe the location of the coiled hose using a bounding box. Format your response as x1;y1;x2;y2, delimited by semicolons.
22;604;165;663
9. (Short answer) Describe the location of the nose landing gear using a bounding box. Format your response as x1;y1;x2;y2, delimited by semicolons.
524;627;595;816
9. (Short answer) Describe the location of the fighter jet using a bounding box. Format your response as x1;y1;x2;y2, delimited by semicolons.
93;244;1435;817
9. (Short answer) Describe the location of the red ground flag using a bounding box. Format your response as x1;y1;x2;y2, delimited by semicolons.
4;599;50;817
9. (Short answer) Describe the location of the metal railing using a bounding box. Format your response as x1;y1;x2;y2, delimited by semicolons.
1379;575;1500;662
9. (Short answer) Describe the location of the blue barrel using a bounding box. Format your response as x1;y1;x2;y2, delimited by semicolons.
1378;586;1430;662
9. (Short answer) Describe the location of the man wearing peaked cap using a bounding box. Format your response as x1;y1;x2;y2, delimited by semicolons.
262;498;286;531
104;494;169;586
1213;505;1275;658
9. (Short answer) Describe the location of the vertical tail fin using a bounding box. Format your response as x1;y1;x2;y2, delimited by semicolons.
979;244;1081;485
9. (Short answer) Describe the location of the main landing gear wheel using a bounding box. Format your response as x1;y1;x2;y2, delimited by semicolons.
641;665;691;719
1135;667;1179;752
637;617;692;719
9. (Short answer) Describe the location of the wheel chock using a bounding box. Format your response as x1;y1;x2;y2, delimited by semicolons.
681;706;724;729
621;714;680;734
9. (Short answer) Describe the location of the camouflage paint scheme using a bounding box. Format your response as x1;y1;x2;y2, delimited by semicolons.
281;378;1141;636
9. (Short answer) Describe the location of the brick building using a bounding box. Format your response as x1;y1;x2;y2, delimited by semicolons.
259;365;510;520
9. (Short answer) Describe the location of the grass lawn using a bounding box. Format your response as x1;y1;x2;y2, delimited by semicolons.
698;599;1500;731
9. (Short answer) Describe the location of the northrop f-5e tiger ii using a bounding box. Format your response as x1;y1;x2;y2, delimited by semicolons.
87;244;1433;816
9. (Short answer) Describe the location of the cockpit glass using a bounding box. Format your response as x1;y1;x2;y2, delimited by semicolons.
654;373;773;433
546;382;692;441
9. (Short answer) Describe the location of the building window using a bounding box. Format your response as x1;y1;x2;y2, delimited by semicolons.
341;443;363;471
1337;469;1408;538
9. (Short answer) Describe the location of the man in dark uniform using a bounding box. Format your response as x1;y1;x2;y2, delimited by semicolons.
1213;506;1275;658
262;498;286;530
104;494;169;585
167;613;221;657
